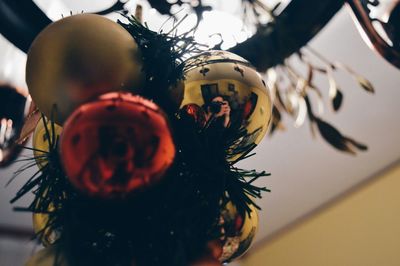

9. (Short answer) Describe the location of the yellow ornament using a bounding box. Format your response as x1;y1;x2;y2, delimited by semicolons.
218;202;259;263
180;50;272;159
32;210;57;247
32;118;62;167
32;186;59;247
26;14;144;124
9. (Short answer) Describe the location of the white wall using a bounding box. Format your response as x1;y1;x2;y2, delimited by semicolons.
0;237;38;266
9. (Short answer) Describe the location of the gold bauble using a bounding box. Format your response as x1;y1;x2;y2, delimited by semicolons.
32;210;57;247
26;14;144;124
32;188;58;247
180;50;272;159
218;202;259;263
32;118;62;167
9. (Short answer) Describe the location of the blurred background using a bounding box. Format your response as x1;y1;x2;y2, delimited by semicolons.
1;0;400;265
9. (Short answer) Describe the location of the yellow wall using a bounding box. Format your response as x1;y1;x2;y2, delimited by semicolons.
242;162;400;266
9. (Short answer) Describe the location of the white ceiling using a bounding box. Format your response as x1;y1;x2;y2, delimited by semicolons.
0;0;400;255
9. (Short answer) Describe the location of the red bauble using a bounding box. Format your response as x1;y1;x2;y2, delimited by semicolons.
60;92;175;197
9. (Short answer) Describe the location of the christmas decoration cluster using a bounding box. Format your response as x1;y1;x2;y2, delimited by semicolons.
11;13;273;266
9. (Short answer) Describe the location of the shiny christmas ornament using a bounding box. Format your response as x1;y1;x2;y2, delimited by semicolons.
26;14;144;124
32;210;57;246
0;84;28;167
347;0;400;68
33;118;63;167
60;92;175;197
32;187;59;246
217;203;259;263
181;51;272;158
